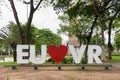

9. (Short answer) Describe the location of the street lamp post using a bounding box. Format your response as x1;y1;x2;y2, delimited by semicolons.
23;0;30;21
23;0;30;59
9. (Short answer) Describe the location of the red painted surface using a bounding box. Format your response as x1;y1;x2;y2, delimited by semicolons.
48;45;68;63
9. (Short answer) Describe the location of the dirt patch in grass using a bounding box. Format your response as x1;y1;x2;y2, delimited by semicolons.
0;66;120;80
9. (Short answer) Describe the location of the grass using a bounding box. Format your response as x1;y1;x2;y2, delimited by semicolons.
108;55;120;62
0;54;119;66
0;62;17;66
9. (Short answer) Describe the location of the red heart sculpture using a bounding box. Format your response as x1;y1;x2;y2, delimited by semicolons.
48;45;68;63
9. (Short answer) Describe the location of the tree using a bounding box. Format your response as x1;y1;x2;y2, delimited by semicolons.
107;1;120;59
58;14;97;46
90;35;102;46
0;22;25;61
91;0;120;59
0;0;51;61
53;0;99;61
54;0;120;60
0;22;62;61
8;22;62;59
30;28;62;51
0;26;13;55
8;0;53;44
115;33;120;53
56;0;98;45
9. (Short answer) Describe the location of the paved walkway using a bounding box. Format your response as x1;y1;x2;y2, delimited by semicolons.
110;62;120;68
0;57;13;62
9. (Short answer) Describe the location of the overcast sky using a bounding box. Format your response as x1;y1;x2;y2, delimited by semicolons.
0;0;68;44
0;0;61;33
0;1;118;45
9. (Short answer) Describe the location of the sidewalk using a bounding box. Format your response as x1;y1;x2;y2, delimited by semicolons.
110;62;120;68
0;57;13;62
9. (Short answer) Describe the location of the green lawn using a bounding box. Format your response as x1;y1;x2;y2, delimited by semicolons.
108;55;120;62
0;62;17;66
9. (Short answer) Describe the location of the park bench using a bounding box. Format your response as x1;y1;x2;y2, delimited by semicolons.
5;63;112;70
0;57;5;62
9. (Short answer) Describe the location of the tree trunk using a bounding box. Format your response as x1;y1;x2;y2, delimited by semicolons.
11;41;17;62
13;48;17;62
9;0;44;61
108;11;118;59
108;18;113;59
101;46;107;61
9;0;22;44
84;15;98;63
108;42;113;59
87;15;98;45
96;14;107;61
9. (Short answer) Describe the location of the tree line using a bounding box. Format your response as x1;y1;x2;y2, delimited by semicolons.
0;0;120;61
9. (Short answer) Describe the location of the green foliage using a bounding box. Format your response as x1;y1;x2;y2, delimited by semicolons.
67;1;95;19
115;33;120;51
90;35;102;46
61;56;73;64
81;57;87;64
56;0;100;45
0;62;17;66
0;25;13;52
0;22;62;53
0;42;8;52
108;55;120;62
46;56;88;64
53;0;72;12
46;56;73;64
30;27;62;51
113;18;120;28
7;0;55;44
58;13;95;44
8;22;20;43
54;0;120;63
29;62;33;65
